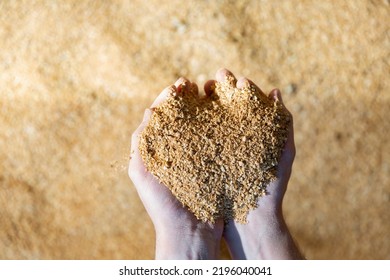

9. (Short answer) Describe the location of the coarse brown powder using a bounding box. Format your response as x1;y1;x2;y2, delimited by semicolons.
139;76;290;223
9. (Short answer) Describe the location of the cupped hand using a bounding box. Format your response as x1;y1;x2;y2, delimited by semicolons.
129;77;223;259
204;68;302;260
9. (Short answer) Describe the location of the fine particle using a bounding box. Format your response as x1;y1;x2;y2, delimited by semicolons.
139;76;290;223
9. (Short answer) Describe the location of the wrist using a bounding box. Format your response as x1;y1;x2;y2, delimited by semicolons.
245;210;303;259
155;225;220;260
239;209;283;255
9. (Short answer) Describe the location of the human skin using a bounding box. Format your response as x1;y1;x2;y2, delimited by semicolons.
129;77;224;259
209;69;304;260
128;68;303;259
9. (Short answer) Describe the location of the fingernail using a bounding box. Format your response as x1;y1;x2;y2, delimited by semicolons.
236;78;250;89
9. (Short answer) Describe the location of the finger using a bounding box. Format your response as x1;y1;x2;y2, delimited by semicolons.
277;112;295;176
130;125;143;160
236;77;251;89
151;84;177;108
268;88;284;104
266;88;295;172
216;68;237;86
271;88;294;152
129;109;153;183
174;77;191;96
131;110;151;155
283;116;296;163
142;108;153;122
204;80;216;96
190;82;199;96
129;122;148;184
236;77;265;95
269;89;293;119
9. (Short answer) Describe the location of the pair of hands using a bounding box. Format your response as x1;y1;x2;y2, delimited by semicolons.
129;68;302;259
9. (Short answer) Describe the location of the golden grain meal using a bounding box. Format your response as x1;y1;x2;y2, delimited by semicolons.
139;76;290;223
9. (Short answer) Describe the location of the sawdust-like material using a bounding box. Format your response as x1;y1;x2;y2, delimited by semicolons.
1;0;389;260
139;76;290;223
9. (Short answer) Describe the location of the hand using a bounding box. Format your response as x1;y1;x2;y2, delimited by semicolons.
205;69;303;260
129;77;223;260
